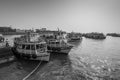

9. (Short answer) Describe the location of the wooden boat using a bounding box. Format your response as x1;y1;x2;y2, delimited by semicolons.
41;30;73;55
11;32;50;61
66;32;82;42
47;39;73;54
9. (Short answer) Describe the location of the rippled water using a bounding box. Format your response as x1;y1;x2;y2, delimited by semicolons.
2;35;120;80
69;37;120;80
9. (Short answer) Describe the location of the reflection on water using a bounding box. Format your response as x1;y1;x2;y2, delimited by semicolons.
2;35;120;80
28;36;120;80
69;37;120;80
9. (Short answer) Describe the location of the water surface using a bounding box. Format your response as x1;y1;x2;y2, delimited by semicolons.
28;36;120;80
1;35;120;80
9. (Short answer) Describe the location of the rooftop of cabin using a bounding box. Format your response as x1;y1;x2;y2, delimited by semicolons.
14;35;45;43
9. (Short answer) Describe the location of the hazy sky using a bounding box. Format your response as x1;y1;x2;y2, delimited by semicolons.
0;0;120;33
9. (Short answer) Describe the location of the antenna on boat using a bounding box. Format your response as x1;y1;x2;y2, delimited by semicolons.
57;27;60;32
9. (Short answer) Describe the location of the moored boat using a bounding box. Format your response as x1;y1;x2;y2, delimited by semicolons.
66;32;82;42
47;39;73;54
11;32;50;61
42;29;73;55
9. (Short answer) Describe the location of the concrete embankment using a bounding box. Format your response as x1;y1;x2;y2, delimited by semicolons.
0;47;13;58
0;47;15;64
0;56;15;64
0;32;25;35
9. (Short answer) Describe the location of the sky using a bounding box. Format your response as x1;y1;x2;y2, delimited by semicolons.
0;0;120;33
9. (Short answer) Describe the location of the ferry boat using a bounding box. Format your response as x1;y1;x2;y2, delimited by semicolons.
47;39;73;54
42;30;73;55
67;32;82;42
11;32;50;61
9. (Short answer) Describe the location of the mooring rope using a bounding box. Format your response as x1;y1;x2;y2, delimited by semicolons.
22;60;42;80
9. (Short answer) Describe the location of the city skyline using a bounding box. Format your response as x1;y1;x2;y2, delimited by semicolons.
0;0;120;33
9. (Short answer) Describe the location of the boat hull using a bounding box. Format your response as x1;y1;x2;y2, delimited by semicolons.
47;46;73;55
67;37;82;42
11;47;50;62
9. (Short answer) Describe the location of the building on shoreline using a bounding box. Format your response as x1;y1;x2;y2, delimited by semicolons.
16;29;25;33
36;28;66;37
0;26;35;35
0;27;16;32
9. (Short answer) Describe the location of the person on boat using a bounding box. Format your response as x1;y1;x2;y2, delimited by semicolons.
5;39;9;47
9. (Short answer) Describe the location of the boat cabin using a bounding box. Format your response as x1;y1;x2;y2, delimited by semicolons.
15;42;47;55
48;39;67;47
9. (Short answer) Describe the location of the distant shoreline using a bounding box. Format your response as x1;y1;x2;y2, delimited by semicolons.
0;32;25;35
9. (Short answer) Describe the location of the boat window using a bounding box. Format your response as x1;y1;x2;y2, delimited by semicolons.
31;45;35;50
56;42;59;44
51;42;55;44
42;44;46;48
26;45;30;50
20;44;22;49
40;44;43;48
14;42;17;47
36;44;40;49
22;45;26;49
37;44;45;49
